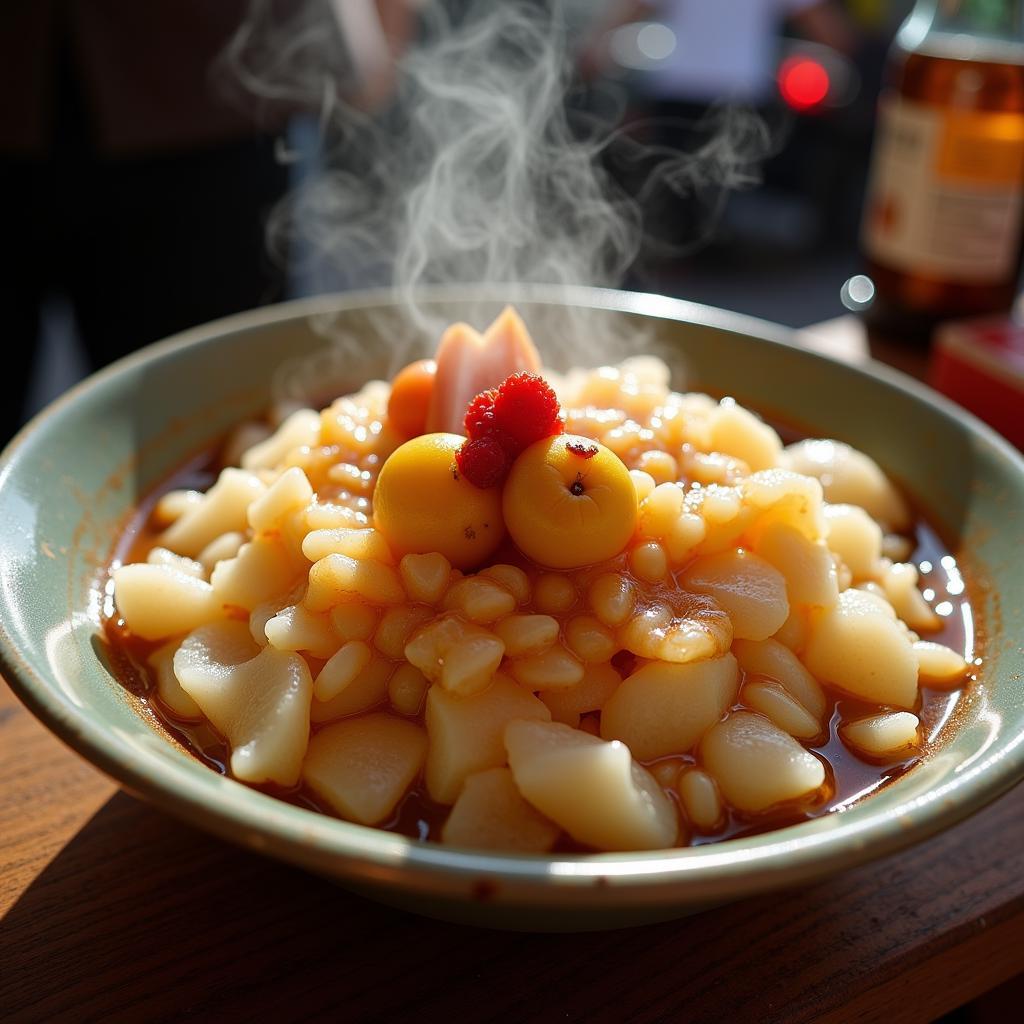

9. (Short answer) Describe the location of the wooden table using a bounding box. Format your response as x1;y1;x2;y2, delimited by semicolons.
3;319;1023;1023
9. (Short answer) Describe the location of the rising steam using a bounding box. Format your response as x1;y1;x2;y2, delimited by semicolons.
219;0;770;389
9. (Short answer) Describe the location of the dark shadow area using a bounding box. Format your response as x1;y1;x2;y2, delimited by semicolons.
2;785;1023;1023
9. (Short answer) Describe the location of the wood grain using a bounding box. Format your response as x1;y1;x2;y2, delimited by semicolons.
2;679;1023;1024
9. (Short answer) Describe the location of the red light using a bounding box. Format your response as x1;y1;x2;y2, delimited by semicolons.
779;56;830;111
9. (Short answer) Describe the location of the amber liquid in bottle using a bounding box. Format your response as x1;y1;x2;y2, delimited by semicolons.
862;10;1024;341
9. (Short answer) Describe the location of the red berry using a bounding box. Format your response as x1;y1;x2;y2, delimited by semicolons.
464;389;498;439
456;436;509;489
492;372;562;451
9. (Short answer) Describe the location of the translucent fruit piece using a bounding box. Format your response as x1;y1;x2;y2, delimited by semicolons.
681;549;789;642
504;719;678;852
302;713;427;825
601;654;739;760
841;712;919;757
701;712;825;813
113;563;225;641
159;467;267;558
803;588;918;708
174;621;312;786
441;767;561;852
425;673;551;804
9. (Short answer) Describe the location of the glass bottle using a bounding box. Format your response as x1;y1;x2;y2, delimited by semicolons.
860;0;1024;340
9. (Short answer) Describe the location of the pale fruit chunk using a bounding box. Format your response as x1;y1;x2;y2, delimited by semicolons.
248;467;314;534
174;621;312;785
504;720;678;852
398;552;451;605
742;469;825;541
773;607;809;653
742;680;821;740
881;562;942;632
479;564;530;605
677;769;724;831
842;712;919;757
159;467;266;558
241;408;321;470
823;503;883;581
701;712;825;812
445;576;516;624
601;654;739;760
147;640;201;719
152;488;202;528
441;767;560;852
404;613;505;697
914;640;970;688
388;663;429;716
564;615;617;663
302;713;427;825
708;399;782;472
264;604;338;658
314;640;373;702
541;663;621;727
211;536;303;612
310;653;392;724
752;521;838;610
783;439;910;531
373;605;434;660
803;588;919;708
146;547;205;578
330;603;379;642
681;550;789;641
731;637;826;719
305;554;405;610
113;563;225;641
509;645;585;690
302;527;393;564
197;531;246;574
494;614;559;656
425;673;550;804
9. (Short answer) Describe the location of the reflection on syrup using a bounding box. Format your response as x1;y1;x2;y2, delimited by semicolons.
101;433;979;854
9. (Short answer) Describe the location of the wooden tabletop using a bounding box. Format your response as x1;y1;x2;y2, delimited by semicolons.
3;318;1023;1023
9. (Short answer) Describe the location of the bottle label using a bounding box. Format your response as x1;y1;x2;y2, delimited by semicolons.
863;94;1024;283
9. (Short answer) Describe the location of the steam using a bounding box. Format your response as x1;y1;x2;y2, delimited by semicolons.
219;0;770;391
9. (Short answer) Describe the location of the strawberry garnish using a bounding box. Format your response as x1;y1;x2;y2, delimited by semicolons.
458;371;563;488
456;436;508;489
491;372;563;449
463;389;499;439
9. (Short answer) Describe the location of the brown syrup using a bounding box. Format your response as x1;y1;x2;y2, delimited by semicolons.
102;424;979;853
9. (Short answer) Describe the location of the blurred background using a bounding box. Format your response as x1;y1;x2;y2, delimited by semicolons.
0;0;921;438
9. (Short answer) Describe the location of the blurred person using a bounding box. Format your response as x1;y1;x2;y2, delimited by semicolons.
0;1;418;443
0;2;292;443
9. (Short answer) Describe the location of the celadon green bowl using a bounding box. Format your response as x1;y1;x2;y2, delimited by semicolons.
2;285;1023;932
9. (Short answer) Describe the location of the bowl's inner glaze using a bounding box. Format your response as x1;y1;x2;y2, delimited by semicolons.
2;289;1022;912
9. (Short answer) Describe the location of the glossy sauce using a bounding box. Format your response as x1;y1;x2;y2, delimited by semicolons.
102;435;979;853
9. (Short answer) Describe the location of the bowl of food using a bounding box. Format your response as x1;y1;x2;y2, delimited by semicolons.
2;285;1022;931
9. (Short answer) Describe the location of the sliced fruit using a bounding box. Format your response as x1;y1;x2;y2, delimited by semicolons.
803;588;918;708
504;719;678;851
302;713;427;825
701;712;825;812
174;621;312;786
441;767;560;851
600;654;739;759
425;672;550;804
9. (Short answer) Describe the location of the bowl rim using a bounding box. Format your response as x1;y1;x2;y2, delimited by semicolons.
3;282;1024;896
